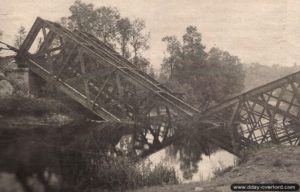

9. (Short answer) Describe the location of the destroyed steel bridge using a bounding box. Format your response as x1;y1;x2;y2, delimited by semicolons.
13;17;300;158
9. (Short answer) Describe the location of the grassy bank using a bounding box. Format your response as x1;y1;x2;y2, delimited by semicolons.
128;145;300;192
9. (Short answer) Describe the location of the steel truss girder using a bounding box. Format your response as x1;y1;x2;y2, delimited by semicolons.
200;71;300;154
17;17;300;158
16;17;202;158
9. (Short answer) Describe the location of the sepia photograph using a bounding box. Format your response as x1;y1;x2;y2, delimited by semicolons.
0;0;299;191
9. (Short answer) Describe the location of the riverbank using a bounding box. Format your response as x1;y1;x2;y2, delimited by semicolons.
129;145;300;192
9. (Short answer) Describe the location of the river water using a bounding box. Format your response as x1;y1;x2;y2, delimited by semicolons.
147;149;236;182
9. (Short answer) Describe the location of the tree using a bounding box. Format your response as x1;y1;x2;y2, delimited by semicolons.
161;25;245;179
0;30;3;39
61;1;150;71
14;26;27;48
161;26;244;109
205;47;244;103
116;17;132;59
94;7;120;47
160;26;208;108
64;0;96;32
182;26;207;62
178;26;208;94
161;36;182;80
161;26;207;83
129;19;150;68
61;2;121;49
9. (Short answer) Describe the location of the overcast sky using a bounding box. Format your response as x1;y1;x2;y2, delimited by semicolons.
1;0;300;69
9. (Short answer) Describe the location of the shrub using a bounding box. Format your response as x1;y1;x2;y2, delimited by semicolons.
64;156;179;191
137;161;179;187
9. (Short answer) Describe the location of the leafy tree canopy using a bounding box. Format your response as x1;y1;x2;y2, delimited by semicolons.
161;25;245;179
14;26;27;49
61;0;151;71
161;26;244;110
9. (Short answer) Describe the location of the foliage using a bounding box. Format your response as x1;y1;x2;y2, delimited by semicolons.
116;17;132;58
61;0;150;71
14;26;27;48
161;36;183;80
129;19;150;68
161;26;245;179
138;161;179;187
63;0;95;32
61;155;178;191
160;26;244;109
204;47;244;105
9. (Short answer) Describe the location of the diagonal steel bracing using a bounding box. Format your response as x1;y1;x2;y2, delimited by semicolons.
15;17;201;158
15;17;300;158
200;71;300;154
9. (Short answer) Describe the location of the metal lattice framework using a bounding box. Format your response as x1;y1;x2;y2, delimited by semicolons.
201;71;300;154
15;17;300;158
16;17;201;157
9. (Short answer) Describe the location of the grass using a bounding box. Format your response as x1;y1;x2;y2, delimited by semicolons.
127;145;300;192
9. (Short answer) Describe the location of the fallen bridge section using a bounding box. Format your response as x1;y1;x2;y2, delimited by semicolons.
16;17;300;158
15;17;202;157
200;70;300;154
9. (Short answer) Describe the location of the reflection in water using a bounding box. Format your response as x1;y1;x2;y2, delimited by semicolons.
147;149;236;182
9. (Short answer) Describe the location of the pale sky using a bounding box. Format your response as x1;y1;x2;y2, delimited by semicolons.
1;0;300;69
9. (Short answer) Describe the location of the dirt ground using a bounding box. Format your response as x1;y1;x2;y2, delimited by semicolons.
129;145;300;192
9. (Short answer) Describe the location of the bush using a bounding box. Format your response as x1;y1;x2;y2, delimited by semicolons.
137;161;179;187
94;158;178;191
64;156;179;191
